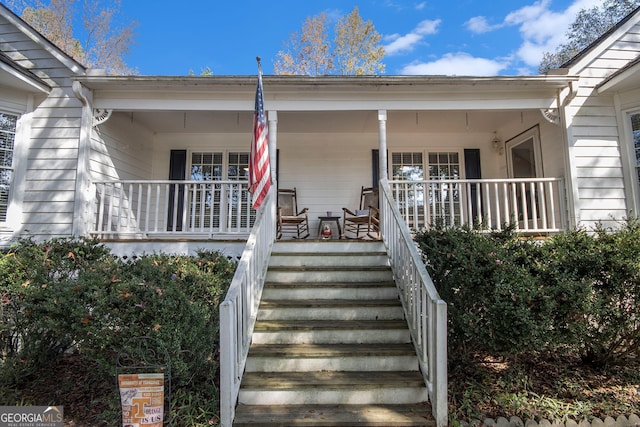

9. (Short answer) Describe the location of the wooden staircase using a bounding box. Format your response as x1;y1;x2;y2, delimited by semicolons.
233;240;434;426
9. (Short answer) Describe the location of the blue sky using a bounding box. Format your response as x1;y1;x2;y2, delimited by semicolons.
120;0;604;76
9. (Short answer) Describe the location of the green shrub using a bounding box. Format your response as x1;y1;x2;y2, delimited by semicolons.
576;220;640;365
415;220;640;366
415;225;553;355
0;238;236;425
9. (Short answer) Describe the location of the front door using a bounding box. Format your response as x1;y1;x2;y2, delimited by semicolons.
506;127;542;178
506;127;542;223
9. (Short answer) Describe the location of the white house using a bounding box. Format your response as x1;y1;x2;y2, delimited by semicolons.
3;4;640;426
2;4;640;255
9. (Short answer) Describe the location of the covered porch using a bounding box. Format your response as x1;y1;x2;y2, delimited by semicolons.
75;75;576;245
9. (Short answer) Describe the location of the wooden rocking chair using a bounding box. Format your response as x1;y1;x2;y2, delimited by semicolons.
277;188;310;239
342;186;380;239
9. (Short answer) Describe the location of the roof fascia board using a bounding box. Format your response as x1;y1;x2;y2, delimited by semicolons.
74;74;577;90
0;3;85;76
597;57;640;93
0;54;51;93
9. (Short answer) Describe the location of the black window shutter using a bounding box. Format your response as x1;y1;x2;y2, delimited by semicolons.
168;150;187;231
372;149;379;188
464;149;482;221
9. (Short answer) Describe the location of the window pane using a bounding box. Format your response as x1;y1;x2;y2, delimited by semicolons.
0;112;16;222
191;152;222;180
428;151;462;227
632;113;640;166
391;151;423;180
228;152;249;180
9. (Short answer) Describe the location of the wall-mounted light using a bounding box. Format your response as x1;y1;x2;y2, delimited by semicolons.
492;132;504;155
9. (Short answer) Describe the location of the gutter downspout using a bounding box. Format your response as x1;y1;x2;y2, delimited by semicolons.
72;81;93;237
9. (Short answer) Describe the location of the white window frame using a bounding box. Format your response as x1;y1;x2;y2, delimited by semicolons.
391;149;465;227
186;150;253;230
0;111;18;224
622;108;640;213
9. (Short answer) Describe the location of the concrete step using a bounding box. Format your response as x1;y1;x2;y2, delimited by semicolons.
269;251;390;267
272;240;386;254
245;343;419;372
237;371;429;405
266;265;394;284
233;403;435;426
261;281;398;300
257;299;404;320
251;319;411;344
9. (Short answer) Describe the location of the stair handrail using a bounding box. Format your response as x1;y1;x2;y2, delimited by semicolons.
379;178;449;427
219;186;276;427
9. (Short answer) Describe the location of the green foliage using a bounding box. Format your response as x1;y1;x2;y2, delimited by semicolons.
0;238;235;425
415;220;640;365
539;0;640;73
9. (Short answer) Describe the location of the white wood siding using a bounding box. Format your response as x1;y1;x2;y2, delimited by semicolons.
90;112;155;181
564;21;640;229
1;14;83;241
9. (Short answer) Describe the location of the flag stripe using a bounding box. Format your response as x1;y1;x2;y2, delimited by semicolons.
248;65;271;210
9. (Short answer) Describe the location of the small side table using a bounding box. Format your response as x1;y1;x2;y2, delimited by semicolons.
317;216;342;239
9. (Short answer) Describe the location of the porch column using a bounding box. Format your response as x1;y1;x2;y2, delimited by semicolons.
378;110;388;185
378;110;388;239
268;110;277;188
71;81;94;237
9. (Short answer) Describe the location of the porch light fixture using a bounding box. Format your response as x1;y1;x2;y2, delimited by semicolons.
492;133;504;155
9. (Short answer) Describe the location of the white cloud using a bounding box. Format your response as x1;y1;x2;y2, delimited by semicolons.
505;0;604;66
415;2;426;11
400;52;509;76
384;19;441;56
465;16;500;34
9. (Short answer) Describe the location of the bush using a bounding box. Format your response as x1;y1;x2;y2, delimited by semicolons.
0;238;236;425
415;220;640;365
415;225;555;356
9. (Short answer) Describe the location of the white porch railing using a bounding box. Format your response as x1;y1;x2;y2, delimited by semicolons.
389;177;566;233
91;180;255;238
380;179;448;427
219;187;276;427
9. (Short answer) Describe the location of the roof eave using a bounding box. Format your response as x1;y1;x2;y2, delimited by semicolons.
73;74;578;93
0;53;51;93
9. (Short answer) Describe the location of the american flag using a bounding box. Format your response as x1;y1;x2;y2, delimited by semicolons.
248;60;271;210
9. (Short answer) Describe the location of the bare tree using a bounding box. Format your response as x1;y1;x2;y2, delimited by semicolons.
274;12;332;76
274;7;385;76
334;6;385;75
539;0;639;73
7;0;138;75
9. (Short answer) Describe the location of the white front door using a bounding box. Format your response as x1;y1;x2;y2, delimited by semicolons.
506;127;542;178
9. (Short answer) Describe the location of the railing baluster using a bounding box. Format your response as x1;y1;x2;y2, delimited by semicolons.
538;181;547;230
549;181;557;230
96;183;106;236
127;184;134;233
106;183;115;233
529;182;538;230
154;184;160;233
90;178;565;237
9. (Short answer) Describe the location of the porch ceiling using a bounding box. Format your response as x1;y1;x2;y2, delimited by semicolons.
124;109;532;134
